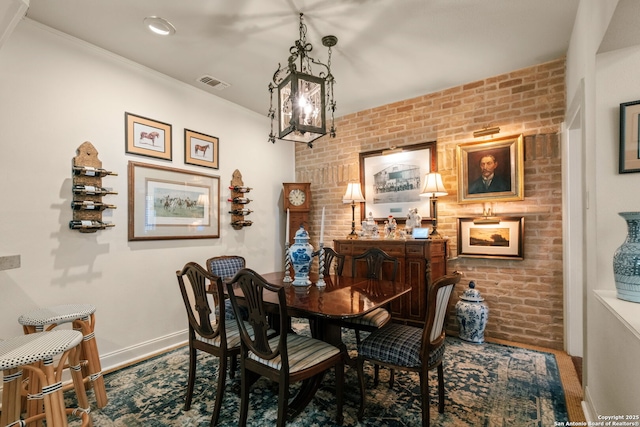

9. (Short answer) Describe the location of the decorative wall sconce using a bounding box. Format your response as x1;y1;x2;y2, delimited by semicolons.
268;13;338;148
419;172;448;237
342;182;365;239
473;126;501;138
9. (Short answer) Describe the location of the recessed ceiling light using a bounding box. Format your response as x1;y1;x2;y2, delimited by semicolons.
143;16;176;36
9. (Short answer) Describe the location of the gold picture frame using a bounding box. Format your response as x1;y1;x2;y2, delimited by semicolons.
457;216;524;259
125;112;172;160
128;161;219;241
456;134;524;203
184;129;219;169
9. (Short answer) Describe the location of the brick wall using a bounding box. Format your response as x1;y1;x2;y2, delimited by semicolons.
295;57;565;349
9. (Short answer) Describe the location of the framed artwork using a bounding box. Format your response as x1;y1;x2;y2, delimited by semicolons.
128;161;220;241
359;141;437;223
125;112;172;160
457;216;524;260
456;134;524;203
619;100;640;173
184;129;219;169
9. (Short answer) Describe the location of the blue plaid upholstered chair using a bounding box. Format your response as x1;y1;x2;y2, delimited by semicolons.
226;268;344;427
206;255;247;320
356;271;461;427
177;262;242;426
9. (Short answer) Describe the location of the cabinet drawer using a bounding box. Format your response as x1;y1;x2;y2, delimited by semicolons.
352;242;405;257
405;243;426;257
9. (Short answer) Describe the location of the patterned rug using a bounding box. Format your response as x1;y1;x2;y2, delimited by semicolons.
67;323;569;426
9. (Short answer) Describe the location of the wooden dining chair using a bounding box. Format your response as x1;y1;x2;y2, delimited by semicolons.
226;268;344;427
343;247;399;342
206;255;247;320
176;262;242;427
311;247;346;276
356;271;462;427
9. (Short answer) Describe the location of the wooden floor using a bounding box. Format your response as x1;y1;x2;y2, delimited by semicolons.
572;356;583;385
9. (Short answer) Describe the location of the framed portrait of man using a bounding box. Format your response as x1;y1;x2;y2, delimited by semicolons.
457;134;524;203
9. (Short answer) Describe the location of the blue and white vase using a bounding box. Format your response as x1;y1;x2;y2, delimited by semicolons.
613;212;640;303
455;281;489;343
289;225;314;287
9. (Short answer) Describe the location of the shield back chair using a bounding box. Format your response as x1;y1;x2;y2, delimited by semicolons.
177;262;242;426
356;271;462;427
226;268;344;427
343;247;399;342
0;330;90;427
311;247;345;276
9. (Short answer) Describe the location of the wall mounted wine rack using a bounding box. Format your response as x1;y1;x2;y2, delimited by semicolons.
70;141;117;233
229;169;252;230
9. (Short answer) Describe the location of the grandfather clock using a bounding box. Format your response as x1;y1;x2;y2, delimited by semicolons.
283;182;311;245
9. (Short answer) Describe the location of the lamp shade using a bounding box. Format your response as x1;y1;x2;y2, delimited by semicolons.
420;173;448;197
342;182;365;203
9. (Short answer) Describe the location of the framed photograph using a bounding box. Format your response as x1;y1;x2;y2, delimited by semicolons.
184;129;219;169
457;216;524;260
619;100;640;173
128;161;219;241
125;112;172;160
456;134;524;203
359;141;436;223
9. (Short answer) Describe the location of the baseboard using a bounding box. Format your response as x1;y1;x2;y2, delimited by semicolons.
582;385;596;422
100;329;188;374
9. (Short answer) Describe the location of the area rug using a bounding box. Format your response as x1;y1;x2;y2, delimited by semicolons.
67;323;572;426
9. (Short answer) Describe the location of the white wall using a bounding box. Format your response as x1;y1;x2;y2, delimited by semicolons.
0;20;294;369
566;0;640;418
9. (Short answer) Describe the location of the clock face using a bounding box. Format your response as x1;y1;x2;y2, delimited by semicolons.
288;189;306;206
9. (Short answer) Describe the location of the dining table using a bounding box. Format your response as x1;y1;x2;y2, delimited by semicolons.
222;270;412;419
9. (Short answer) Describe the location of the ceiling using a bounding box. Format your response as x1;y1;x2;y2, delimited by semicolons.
25;0;582;117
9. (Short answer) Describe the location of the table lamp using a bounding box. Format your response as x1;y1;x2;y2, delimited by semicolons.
419;172;448;238
342;182;365;239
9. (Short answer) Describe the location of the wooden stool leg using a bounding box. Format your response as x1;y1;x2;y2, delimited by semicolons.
1;368;23;426
67;343;93;427
74;314;107;408
25;361;45;427
42;357;68;427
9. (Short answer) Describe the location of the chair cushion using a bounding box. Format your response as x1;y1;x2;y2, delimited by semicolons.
342;308;390;328
248;333;340;373
358;323;444;368
208;258;244;279
194;320;243;349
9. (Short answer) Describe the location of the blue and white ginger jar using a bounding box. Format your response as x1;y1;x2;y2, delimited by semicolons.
455;281;489;343
289;225;314;287
613;211;640;303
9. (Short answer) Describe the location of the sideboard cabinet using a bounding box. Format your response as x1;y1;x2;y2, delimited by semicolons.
334;238;447;327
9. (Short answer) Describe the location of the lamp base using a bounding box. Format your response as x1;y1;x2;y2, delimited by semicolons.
346;232;359;240
428;228;443;239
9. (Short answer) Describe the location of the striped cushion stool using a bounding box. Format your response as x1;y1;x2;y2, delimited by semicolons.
0;330;90;427
18;304;107;410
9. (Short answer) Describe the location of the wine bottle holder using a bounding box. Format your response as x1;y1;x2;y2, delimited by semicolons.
71;141;117;233
229;169;252;230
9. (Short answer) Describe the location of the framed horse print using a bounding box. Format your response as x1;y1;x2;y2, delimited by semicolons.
184;129;219;169
125;112;172;161
128;161;220;241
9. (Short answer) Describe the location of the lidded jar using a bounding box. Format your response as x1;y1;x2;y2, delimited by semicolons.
455;281;489;343
289;225;314;287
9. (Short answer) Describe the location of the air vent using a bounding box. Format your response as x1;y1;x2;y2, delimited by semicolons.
197;75;230;91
